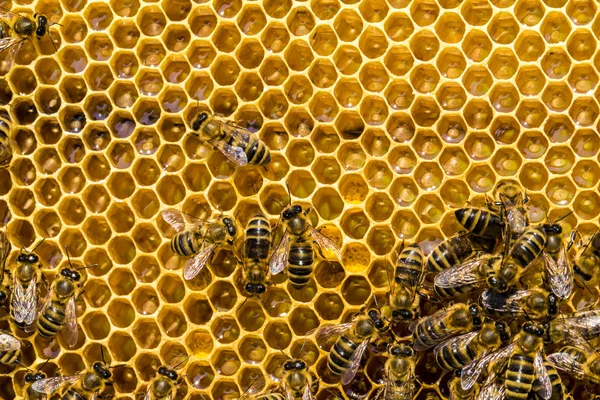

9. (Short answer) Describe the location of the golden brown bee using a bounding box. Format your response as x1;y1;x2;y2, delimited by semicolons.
454;208;504;239
389;243;424;321
375;343;417;400
481;288;558;320
0;10;55;69
448;370;480;400
162;208;237;281
0;329;21;365
187;110;271;167
31;360;114;399
142;366;181;400
433;254;500;299
545;309;600;345
490;180;530;247
0;112;12;170
242;213;271;297
540;217;574;299
571;229;600;286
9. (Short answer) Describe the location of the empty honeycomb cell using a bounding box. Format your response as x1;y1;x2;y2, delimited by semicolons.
434;12;465;43
410;0;439;26
187;363;215;390
10;67;37;95
59;106;86;134
363;160;391;189
107;299;135;328
85;278;112;308
81;311;111;340
85;33;114;62
491;148;523;177
58;46;88;74
159;25;190;53
136;41;166;69
567;29;596;61
57;196;86;225
435;82;467;111
341;275;371;305
263;0;292;18
334;9;363;42
14;128;37;156
34;147;62;175
133;286;161;316
34;177;61;207
11;158;36;186
410;31;440;62
574;190;600;220
413;131;442;161
415;194;445;225
59;76;88;104
333;78;362;109
286;6;315;36
383;80;413;111
108;332;137;362
287;307;320;336
61;15;88;43
235;300;266;332
367;225;395;255
333;45;363;76
487;13;520;45
238;336;267;364
541;48;572;79
569;65;598;93
360;96;389;126
436;48;466;79
572;160;600;188
439;179;470;208
34;57;61;86
358;27;388;60
569;97;599;126
33;209;61;237
158;306;188;337
461;29;493;62
544;116;575;144
35;87;61;115
410;65;440;94
206;280;237;312
566;0;596;24
8;187;34;218
340;209;370;240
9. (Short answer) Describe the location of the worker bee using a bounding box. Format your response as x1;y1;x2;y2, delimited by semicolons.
571;229;600;286
242;213;271;297
11;237;45;332
162;208;237;281
539;216;574;299
487;226;547;293
412;303;484;351
481;288;558;320
269;203;341;288
0;10;57;70
141;356;189;400
434;321;511;371
389;242;424;321
0;329;22;365
0;231;10;303
533;359;564;400
279;356;315;400
22;359;51;400
0;112;12;170
490;180;530;246
448;370;480;400
187;110;271;167
433;255;500;299
36;248;84;348
454;208;504;239
374;343;417;400
31;350;115;399
545;309;600;344
548;345;600;384
460;322;552;400
315;308;389;384
427;233;495;273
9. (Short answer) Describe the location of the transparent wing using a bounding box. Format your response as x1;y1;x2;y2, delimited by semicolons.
309;227;342;260
0;333;20;351
211;140;248;166
141;386;151;400
544;247;573;299
433;331;478;362
0;231;9;274
581;230;600;257
478;381;505;400
534;352;552;400
302;381;313;400
0;7;23;21
312;322;354;349
413;308;471;351
480;288;532;314
23;277;38;325
547;352;587;377
63;295;78;348
0;36;24;70
434;258;488;288
505;208;527;235
162;208;207;233
385;365;414;400
31;374;81;394
12;274;37;325
461;343;516;391
269;232;289;275
560;311;600;341
184;244;216;280
342;339;369;385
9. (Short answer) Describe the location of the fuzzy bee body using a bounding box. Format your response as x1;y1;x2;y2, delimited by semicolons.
32;361;113;400
455;208;504;239
389;243;424;321
11;248;42;331
0;331;21;365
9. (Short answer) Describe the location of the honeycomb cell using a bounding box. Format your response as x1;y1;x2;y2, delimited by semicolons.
540;12;572;43
340;209;370;240
464;132;495;161
567;29;596;61
466;164;496;193
61;15;88;43
157;306;187;337
541;48;571;79
238;336;267;364
572;160;600;188
186;329;214;358
108;332;137;362
235;299;265;331
569;65;598;94
519;162;549;191
288;307;319;336
515;0;545;25
410;65;440;94
410;0;439;26
462;29;492;62
81;312;110;340
571;129;600;157
207;280;237;312
107;299;135;328
211;316;240;344
492;148;523;176
569;97;599;126
85;33;114;62
334;9;363;42
286;6;315;36
545;177;576;205
544;146;575;174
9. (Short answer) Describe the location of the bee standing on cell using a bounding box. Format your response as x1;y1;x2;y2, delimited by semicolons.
433;254;500;299
22;359;51;400
490;180;530;247
187;110;271;167
141;356;189;400
570;229;600;288
242;213;271;297
480;288;558;320
539;214;574;299
427;234;495;273
388;242;424;321
0;111;12;170
374;343;417;400
545;308;600;344
162;208;237;281
454;207;504;239
269;199;341;289
448;370;480;400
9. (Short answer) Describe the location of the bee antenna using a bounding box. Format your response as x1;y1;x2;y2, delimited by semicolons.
100;344;106;364
31;238;45;253
258;295;269;311
285;182;292;205
172;354;190;370
267;195;285;207
16;360;31;371
77;264;97;271
0;99;14;109
324;388;343;400
16;235;27;252
277;345;291;359
372;293;380;309
521;307;532;321
236;296;250;312
109;364;127;369
553;210;574;224
294;340;307;359
63;245;73;268
36;358;51;373
238;375;263;400
48;30;59;54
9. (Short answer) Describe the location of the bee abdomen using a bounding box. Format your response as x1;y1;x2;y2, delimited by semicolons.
288;243;313;288
455;208;503;238
37;303;65;338
62;390;87;400
414;320;447;349
435;342;477;370
505;354;534;400
427;237;473;272
245;215;271;260
247;138;271;166
171;231;199;257
0;348;20;365
328;335;356;375
511;229;546;267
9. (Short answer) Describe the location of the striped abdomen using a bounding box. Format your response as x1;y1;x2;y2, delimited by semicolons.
0;115;12;170
245;214;271;260
455;208;503;238
414;318;448;350
434;283;478;299
328;334;357;376
62;390;89;400
37;301;66;338
0;348;20;365
427;236;473;272
505;354;534;400
533;360;563;400
510;227;546;268
171;231;201;257
435;338;479;370
287;237;313;288
395;243;424;287
226;131;271;166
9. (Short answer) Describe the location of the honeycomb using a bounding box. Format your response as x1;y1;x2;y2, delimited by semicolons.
0;0;600;398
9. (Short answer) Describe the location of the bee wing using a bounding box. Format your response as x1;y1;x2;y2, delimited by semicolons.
544;247;573;299
210;140;249;166
480;288;531;313
433;331;478;361
0;332;20;351
385;365;414;400
534;352;552;400
309;227;342;260
269;232;289;275
561;312;600;341
547;352;587;377
162;208;187;232
341;339;369;386
0;36;24;69
31;374;81;394
302;381;313;400
505;208;527;233
141;386;152;400
581;229;600;257
434;258;487;288
412;309;470;351
184;243;216;280
63;295;78;348
478;381;505;400
12;274;38;325
312;322;354;349
461;342;516;391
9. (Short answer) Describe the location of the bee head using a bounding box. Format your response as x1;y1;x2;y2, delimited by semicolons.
495;321;511;343
453;369;463;378
25;372;46;382
282;205;303;220
35;14;48;37
392;309;416;321
547;294;558;316
389;344;414;358
0;291;7;302
283;360;306;370
60;268;81;281
523;321;545;337
367;309;387;331
222;217;237;237
158;366;179;381
191;111;209;132
17;253;38;264
486;276;507;293
245;283;266;295
468;304;483;327
543;224;562;235
93;362;112;380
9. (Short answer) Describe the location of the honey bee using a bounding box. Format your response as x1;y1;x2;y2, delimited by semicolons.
540;216;574;299
412;303;484;351
162;208;237;281
389;243;424;321
460;322;553;400
490;180;529;247
315;308;389;384
427;234;492;273
571;229;600;286
548;345;600;384
481;288;558;320
187;110;271;167
433;255;500;299
533;359;564;400
0;112;12;170
278;356;315;400
269;203;341;289
22;359;50;400
0;10;56;70
545;309;600;344
10;237;45;332
454;208;504;239
487;226;547;293
242;213;271;297
374;343;417;400
0;329;21;365
434;321;511;371
448;370;480;400
142;356;189;400
36;248;84;348
0;231;10;304
31;356;115;399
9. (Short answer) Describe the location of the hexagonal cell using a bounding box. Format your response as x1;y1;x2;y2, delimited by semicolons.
461;29;492;62
464;132;495;161
157;306;188;337
440;179;471;207
108;332;137;362
81;312;110;340
212;348;240;376
333;9;363;42
567;29;596;61
541;49;571;79
492;148;523;176
571;129;600;157
260;22;290;53
544;146;575;174
288;307;320;336
540;12;572;43
409;31;439;62
211;316;240;344
235;300;265;331
185;329;213;358
107;298;135;328
410;0;439;26
238;336;267;364
545;177;576;206
519;162;549;191
488;12;519;44
572;160;600;188
569;97;599;126
286;6;315;36
466;164;496;193
410;64;440;94
435;82;467;111
434;12;464;44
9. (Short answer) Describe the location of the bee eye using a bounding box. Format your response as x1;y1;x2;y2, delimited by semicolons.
245;283;254;292
256;284;266;294
284;362;294;370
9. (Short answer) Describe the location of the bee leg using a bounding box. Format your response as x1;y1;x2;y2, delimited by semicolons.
40;273;50;290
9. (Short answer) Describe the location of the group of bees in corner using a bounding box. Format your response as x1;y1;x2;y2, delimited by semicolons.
294;180;600;400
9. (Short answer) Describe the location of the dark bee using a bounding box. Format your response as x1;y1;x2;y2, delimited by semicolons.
162;209;237;281
187;110;271;166
549;345;600;384
270;203;340;289
280;358;314;400
540;218;574;299
242;213;271;297
434;321;511;371
454;208;504;239
0;112;12;170
412;303;483;351
0;10;55;70
487;226;547;293
571;229;600;286
491;180;529;247
22;359;50;400
481;288;558;320
315;308;389;384
11;238;45;332
389;243;424;321
32;360;114;399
